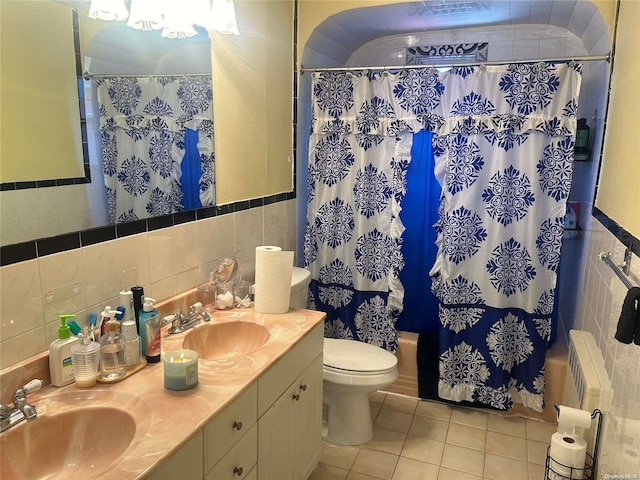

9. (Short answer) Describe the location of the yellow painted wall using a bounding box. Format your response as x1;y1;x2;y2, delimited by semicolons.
1;1;83;182
596;0;640;238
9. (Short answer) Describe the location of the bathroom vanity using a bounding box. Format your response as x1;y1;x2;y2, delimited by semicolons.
151;321;324;480
0;303;325;480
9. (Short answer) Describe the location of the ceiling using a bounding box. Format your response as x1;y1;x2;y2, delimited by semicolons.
303;0;610;67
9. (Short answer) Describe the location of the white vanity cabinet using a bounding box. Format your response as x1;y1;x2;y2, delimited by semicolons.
148;431;204;480
149;322;323;480
257;324;323;480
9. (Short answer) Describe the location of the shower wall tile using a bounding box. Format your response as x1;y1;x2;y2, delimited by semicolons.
235;208;264;252
0;327;47;370
196;216;221;266
174;222;200;273
216;213;236;257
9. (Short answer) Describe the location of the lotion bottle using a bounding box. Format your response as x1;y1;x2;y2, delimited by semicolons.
138;297;157;358
49;314;80;387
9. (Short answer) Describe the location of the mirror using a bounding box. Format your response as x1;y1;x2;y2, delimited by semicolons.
594;0;640;244
0;0;295;248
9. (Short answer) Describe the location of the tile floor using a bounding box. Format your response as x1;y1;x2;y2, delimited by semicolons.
309;391;558;480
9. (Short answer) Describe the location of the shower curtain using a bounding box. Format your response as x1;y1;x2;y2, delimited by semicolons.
306;62;582;411
97;75;215;223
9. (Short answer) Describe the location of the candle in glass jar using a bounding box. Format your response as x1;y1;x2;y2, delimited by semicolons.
163;349;198;390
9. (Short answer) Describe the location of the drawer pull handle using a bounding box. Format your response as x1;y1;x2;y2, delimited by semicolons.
233;466;243;476
232;420;243;431
292;393;300;401
299;384;307;392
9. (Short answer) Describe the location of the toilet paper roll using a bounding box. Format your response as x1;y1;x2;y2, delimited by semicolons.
548;432;587;479
254;246;294;314
557;405;592;435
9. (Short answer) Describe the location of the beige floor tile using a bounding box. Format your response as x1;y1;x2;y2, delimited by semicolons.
485;431;527;461
392;456;439;480
446;423;487;451
416;400;453;421
350;448;399;480
401;434;445;465
440;444;485;477
382;393;419;414
320;442;361;470
409;415;450;441
526;439;549;465
525;419;557;442
374;408;414;434
371;405;381;423
365;427;407;455
346;472;382;480
483;453;528;480
487;414;527;438
369;391;387;407
450;408;489;429
309;463;350;480
528;461;546;480
437;467;483;480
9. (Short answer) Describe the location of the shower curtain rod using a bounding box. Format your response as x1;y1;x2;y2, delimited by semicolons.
301;52;611;73
83;72;211;80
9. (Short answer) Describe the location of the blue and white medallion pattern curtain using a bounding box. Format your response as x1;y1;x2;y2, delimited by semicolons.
431;63;581;411
97;75;215;223
306;63;581;410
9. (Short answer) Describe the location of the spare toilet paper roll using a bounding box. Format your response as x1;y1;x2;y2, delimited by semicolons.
557;405;592;434
254;246;294;314
548;432;587;479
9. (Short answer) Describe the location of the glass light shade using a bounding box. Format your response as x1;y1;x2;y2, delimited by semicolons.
88;0;129;21
210;0;239;34
127;0;164;31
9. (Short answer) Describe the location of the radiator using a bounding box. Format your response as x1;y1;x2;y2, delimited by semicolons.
562;329;611;455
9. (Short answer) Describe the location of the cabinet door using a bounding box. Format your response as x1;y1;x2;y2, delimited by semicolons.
258;383;296;480
295;355;323;480
149;431;203;480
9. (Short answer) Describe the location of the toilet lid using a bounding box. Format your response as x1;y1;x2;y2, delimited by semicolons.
323;338;398;374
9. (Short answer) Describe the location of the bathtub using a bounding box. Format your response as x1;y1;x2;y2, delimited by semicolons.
385;330;568;423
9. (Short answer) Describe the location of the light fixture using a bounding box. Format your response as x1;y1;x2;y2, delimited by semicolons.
88;0;239;38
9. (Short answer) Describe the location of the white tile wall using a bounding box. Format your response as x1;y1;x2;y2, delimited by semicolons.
0;200;296;370
573;217;640;478
346;24;592;67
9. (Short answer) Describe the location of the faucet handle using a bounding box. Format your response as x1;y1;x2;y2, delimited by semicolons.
22;379;43;395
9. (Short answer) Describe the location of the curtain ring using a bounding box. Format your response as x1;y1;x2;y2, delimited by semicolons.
537;61;546;70
509;63;517;71
429;66;437;75
479;63;487;72
569;59;576;68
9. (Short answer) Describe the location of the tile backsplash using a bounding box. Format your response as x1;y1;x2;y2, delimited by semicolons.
0;200;296;370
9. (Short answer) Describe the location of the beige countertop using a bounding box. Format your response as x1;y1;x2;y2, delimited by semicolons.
0;299;326;480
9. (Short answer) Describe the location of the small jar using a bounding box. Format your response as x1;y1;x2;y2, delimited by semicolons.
215;282;235;309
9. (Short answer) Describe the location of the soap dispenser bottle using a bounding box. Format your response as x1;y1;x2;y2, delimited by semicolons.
138;297;157;359
100;318;125;380
71;328;101;387
49;314;80;387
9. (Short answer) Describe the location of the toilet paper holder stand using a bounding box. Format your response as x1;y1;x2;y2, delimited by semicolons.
544;407;603;480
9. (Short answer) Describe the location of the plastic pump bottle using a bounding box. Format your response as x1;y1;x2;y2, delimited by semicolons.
49;314;80;387
71;329;101;387
100;318;125;380
138;297;157;358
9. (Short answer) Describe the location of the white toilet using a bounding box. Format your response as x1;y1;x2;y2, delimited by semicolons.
322;338;398;445
289;268;399;446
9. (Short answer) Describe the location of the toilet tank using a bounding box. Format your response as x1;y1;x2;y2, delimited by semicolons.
290;267;311;309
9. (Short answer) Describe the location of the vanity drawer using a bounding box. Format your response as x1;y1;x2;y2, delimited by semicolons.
204;382;257;471
205;423;257;480
258;323;323;415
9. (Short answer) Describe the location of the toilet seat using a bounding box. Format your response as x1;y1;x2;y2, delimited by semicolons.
323;338;398;375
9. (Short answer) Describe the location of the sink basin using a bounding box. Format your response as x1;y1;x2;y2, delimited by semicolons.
183;321;270;360
0;407;136;479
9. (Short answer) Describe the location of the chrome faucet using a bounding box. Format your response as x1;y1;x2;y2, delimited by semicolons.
0;379;43;433
167;302;211;334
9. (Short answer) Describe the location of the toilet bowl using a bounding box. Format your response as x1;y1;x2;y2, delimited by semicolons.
322;338;399;445
287;269;399;445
